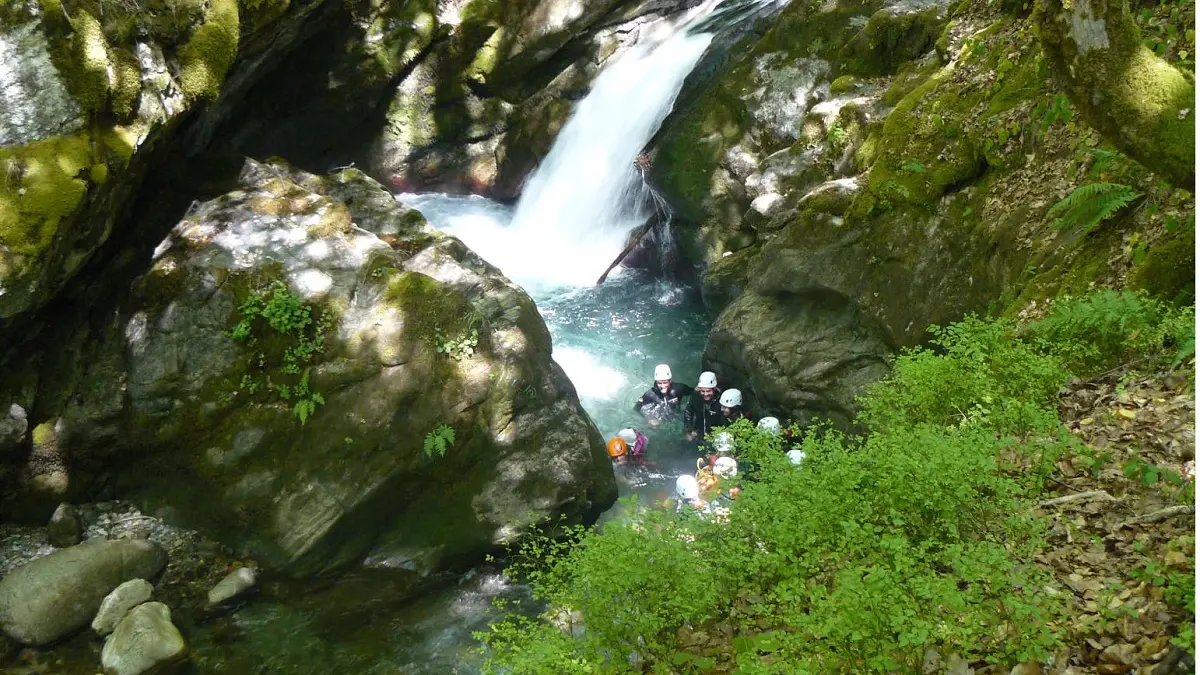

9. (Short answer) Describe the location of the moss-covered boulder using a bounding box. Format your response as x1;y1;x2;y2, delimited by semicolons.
1;159;616;578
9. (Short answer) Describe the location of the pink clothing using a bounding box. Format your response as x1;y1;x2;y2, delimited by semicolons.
631;431;648;457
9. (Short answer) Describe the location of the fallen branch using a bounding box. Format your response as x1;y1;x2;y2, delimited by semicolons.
597;221;652;284
1038;491;1116;507
1117;504;1195;528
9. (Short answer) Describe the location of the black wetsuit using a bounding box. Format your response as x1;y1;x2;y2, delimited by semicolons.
684;390;724;438
633;382;692;419
713;408;747;429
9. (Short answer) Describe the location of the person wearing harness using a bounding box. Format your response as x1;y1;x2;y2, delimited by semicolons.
633;364;692;427
616;428;648;464
684;371;723;442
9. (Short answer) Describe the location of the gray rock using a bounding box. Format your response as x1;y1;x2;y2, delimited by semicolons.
92;578;154;636
46;502;83;548
0;20;85;148
0;404;28;458
0;538;167;646
21;160;615;580
206;567;256;608
703;288;894;429
100;602;187;675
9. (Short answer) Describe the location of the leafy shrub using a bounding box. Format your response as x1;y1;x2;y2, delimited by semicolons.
1024;290;1195;375
857;316;1067;434
479;422;1063;673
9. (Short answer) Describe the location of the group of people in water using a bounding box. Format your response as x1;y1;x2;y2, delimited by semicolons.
604;363;805;519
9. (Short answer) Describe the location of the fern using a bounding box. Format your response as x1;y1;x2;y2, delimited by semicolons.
1048;182;1140;233
423;424;455;458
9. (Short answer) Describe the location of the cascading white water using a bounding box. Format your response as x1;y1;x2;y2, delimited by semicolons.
427;30;713;294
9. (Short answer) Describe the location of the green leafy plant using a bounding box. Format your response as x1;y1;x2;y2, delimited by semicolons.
826;120;850;153
230;280;332;424
900;159;926;174
423;424;455;458
1047;182;1141;233
435;326;479;361
1024;290;1195;375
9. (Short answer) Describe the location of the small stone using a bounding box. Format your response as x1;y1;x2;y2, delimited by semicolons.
92;579;153;636
100;602;187;675
1101;643;1137;665
206;566;257;608
46;502;83;548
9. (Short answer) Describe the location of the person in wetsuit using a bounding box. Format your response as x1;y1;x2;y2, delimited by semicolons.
714;388;748;428
633;363;692;427
684;371;723;442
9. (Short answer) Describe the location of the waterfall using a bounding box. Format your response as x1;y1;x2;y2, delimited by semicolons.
405;1;790;295
501;30;713;291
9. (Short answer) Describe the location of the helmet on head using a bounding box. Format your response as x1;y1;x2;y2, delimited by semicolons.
713;432;734;455
757;417;781;436
607;438;628;458
617;428;637;445
653;364;672;381
719;389;742;407
786;449;806;466
697;371;718;388
675;474;699;501
713;456;739;479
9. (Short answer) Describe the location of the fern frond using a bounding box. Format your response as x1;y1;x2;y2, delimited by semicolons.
1048;182;1140;233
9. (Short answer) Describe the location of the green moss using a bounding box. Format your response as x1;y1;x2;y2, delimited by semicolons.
881;55;941;105
31;421;55;446
109;45;141;119
830;74;859;94
70;10;112;113
382;270;474;343
0;133;93;259
180;0;240;102
838;4;948;77
1034;0;1194;189
1129;225;1196;304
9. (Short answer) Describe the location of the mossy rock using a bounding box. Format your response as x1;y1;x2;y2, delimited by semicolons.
839;1;950;77
179;0;240;102
1129;223;1196;304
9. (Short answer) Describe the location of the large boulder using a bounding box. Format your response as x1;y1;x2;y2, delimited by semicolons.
0;538;167;646
703;288;894;428
5;159;616;579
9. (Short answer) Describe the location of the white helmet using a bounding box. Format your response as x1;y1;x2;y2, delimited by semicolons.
719;389;742;407
757;417;781;436
713;456;739;479
675;474;699;501
713;432;734;455
787;449;806;465
654;364;672;381
617;428;637;445
697;371;717;388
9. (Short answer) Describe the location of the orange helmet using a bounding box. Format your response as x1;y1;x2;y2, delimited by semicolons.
607;438;629;458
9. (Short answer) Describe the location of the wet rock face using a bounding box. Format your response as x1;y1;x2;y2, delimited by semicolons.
3;159;616;579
